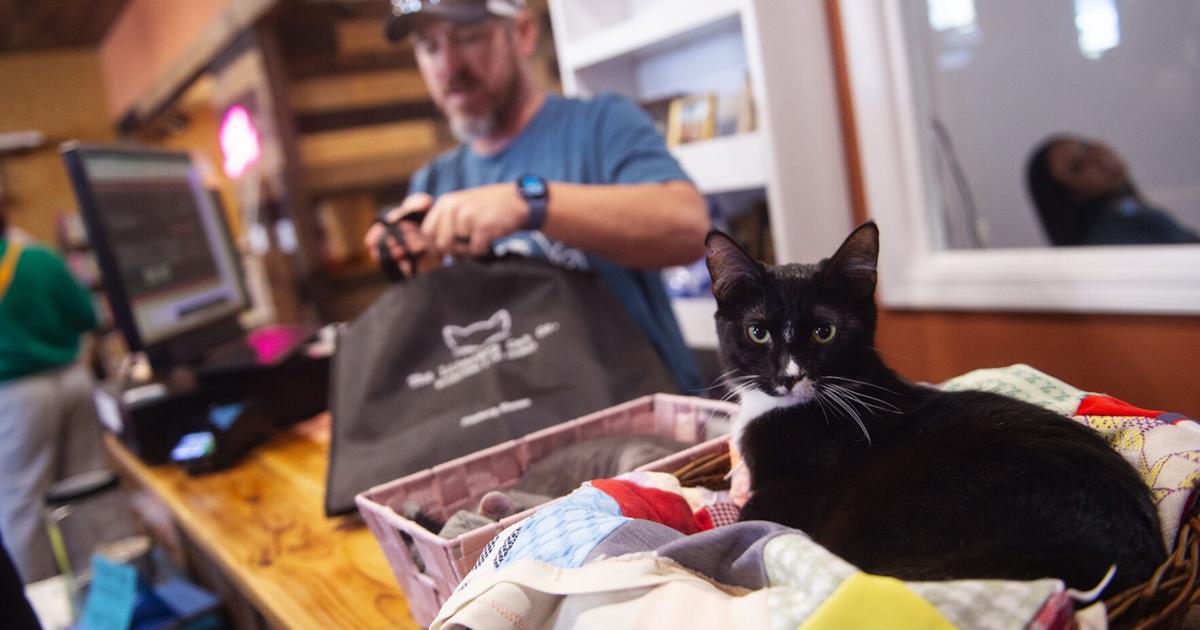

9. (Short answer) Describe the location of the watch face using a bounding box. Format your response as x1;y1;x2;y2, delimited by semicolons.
519;174;547;198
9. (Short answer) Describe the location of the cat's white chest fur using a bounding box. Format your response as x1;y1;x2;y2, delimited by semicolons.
733;385;814;450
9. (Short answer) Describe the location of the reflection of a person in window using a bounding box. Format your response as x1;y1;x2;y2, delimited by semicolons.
1026;134;1200;246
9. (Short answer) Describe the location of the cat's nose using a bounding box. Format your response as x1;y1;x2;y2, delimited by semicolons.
778;357;804;389
778;357;803;387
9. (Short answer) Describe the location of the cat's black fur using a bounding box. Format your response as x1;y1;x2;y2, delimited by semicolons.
707;222;1165;597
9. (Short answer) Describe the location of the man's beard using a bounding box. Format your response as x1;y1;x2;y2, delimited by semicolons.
449;109;498;143
446;56;524;143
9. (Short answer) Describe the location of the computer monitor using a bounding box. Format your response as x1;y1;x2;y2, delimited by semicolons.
62;142;249;370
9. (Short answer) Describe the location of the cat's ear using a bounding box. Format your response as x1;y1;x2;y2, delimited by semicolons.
706;230;762;303
826;222;879;298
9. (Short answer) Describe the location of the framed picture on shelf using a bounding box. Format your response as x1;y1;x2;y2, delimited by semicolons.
667;93;717;146
714;77;756;137
736;74;756;134
639;94;680;137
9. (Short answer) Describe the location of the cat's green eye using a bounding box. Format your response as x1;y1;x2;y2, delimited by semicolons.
812;324;837;344
746;324;771;345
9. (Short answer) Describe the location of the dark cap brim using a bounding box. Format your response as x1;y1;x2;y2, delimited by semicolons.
386;5;493;42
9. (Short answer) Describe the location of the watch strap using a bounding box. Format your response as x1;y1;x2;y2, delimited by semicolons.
517;175;549;231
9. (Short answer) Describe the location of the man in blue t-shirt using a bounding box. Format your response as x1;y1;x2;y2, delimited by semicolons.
365;0;709;392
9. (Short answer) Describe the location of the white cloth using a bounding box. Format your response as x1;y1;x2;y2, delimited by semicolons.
0;362;105;582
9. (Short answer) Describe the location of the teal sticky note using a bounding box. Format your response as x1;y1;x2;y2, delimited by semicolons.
79;555;138;630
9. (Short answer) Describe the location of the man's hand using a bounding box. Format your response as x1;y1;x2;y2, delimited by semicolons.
363;192;439;278
421;183;530;257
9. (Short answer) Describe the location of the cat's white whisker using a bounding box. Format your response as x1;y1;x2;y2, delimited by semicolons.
820;388;853;421
821;388;872;445
713;370;743;386
825;395;862;438
823;384;877;417
823;380;901;412
701;375;754;394
814;394;833;427
718;374;757;388
724;379;760;405
715;373;760;401
823;383;899;416
824;376;901;397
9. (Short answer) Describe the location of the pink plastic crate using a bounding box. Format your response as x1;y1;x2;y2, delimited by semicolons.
355;393;736;626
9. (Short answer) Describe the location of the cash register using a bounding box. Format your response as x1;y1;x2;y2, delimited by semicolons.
62;143;328;471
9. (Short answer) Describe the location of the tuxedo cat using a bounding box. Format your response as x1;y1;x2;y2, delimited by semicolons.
706;222;1164;597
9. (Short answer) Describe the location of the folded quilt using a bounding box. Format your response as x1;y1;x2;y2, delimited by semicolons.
433;472;1096;630
943;364;1200;547
433;365;1197;629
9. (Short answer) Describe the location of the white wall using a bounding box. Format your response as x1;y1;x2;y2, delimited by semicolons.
908;0;1200;248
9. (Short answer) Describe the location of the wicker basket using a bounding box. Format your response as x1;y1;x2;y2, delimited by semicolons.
1106;509;1200;629
669;447;1200;629
670;447;731;490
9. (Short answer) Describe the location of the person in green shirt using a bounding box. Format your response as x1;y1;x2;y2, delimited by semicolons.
0;200;105;583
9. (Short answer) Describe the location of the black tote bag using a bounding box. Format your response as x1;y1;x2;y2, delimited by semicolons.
325;256;679;515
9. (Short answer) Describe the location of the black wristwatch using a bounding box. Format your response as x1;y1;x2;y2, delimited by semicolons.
516;174;549;231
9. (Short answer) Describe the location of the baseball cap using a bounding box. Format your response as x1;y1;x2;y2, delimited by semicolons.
386;0;526;42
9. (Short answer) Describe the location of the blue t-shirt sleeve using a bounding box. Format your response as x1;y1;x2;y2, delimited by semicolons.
407;164;433;197
594;95;692;185
406;146;466;198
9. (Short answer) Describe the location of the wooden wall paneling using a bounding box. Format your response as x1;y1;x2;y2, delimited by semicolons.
334;18;402;59
876;310;1200;417
275;9;455;320
304;154;428;196
256;21;329;322
293;101;440;135
289;69;430;114
316;194;375;266
277;8;416;80
298;120;438;169
283;48;419;80
0;50;115;241
0;0;129;52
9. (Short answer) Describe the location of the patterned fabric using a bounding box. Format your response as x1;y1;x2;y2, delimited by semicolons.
701;498;742;529
1025;592;1080;630
613;470;743;528
940;363;1087;416
762;533;859;628
799;573;956;630
763;534;1063;630
614;469;716;511
495;485;627;571
435;473;1080;629
906;578;1064;630
589;479;703;534
945;364;1200;547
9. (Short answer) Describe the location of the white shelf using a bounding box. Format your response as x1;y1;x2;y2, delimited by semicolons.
563;0;741;71
671;297;719;350
552;0;857;279
671;132;766;194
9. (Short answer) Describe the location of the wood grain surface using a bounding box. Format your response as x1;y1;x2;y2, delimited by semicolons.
105;417;419;629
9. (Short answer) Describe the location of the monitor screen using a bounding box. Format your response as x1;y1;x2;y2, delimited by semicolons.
62;143;247;358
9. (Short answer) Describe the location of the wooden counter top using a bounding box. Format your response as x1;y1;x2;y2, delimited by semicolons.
104;416;420;629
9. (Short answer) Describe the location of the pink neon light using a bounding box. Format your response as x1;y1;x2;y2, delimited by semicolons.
219;105;260;178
